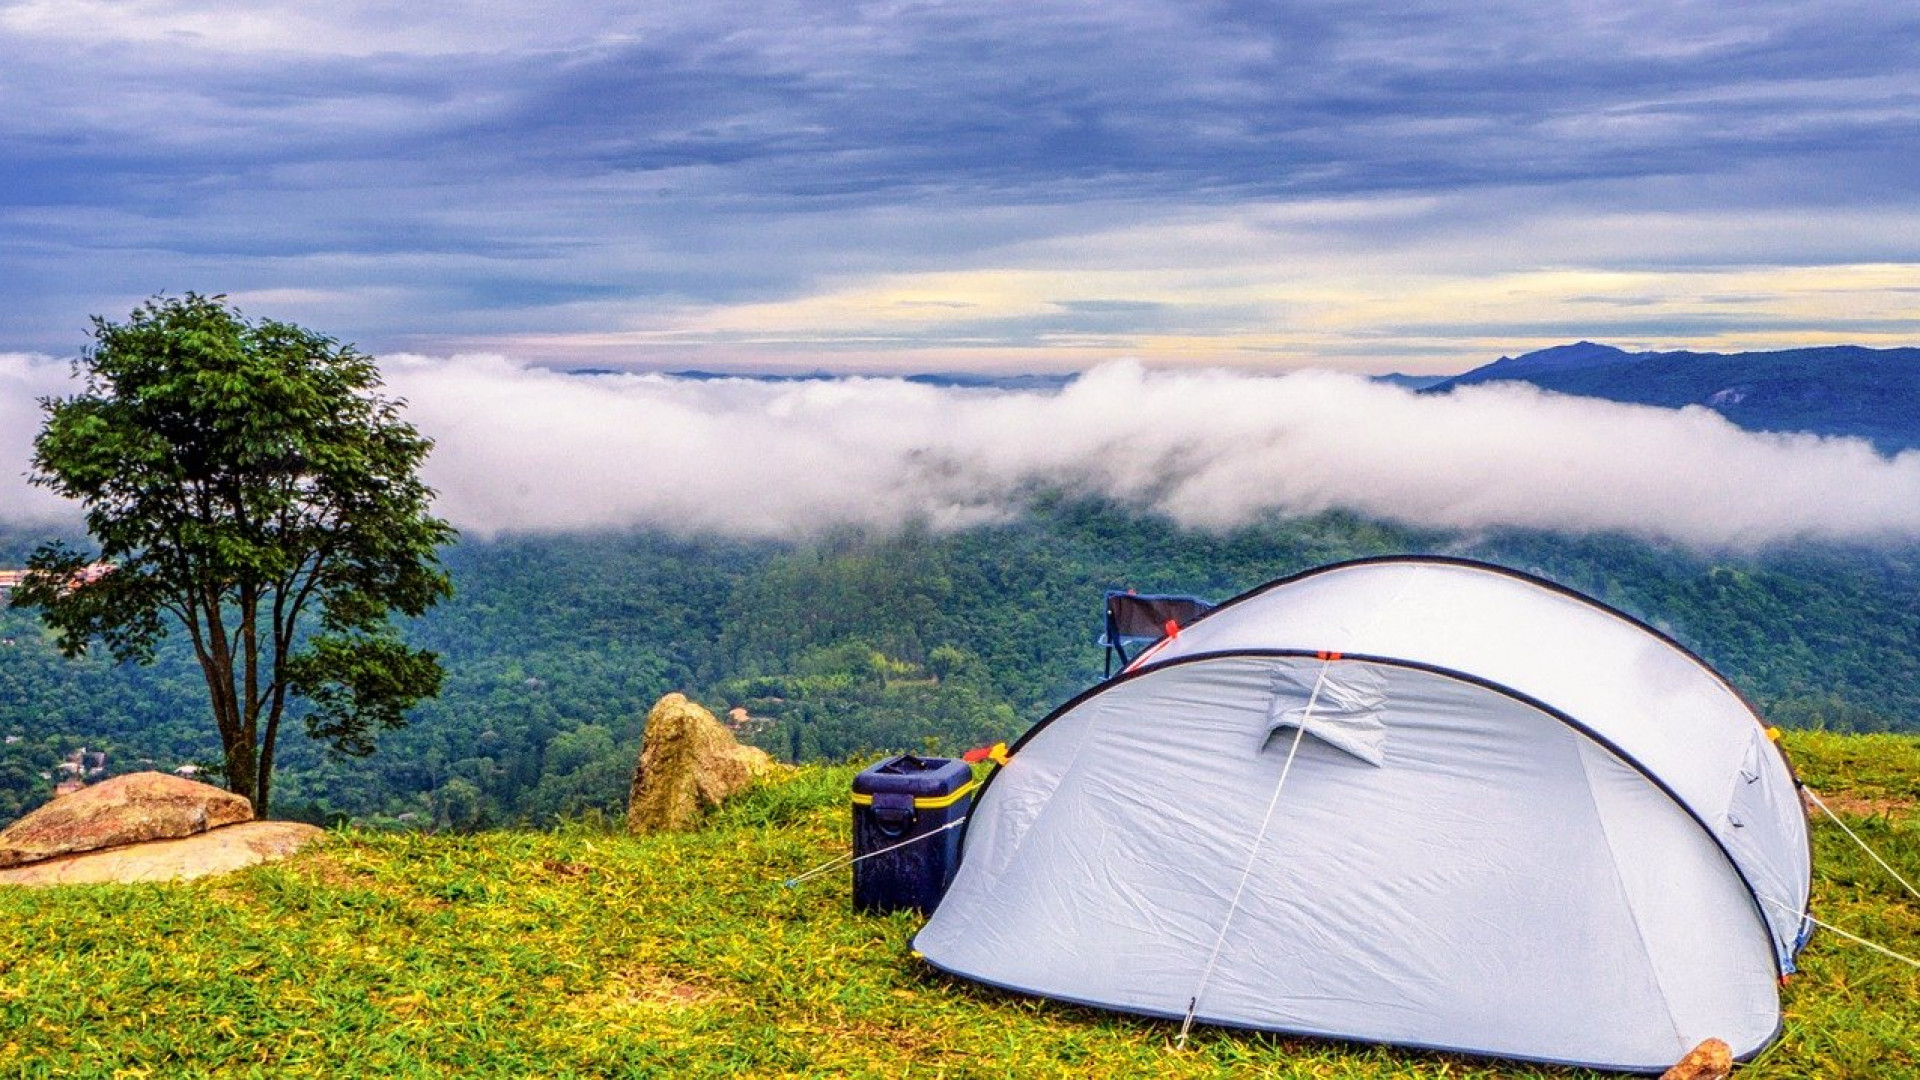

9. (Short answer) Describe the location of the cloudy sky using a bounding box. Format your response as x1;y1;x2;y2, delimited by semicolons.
4;0;1919;375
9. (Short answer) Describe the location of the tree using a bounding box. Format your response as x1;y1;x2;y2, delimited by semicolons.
14;293;455;816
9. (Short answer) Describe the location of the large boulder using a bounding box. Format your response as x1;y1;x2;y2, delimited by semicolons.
0;821;323;886
627;693;782;834
0;771;253;869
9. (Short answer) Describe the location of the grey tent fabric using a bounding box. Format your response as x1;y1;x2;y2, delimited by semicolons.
1141;558;1812;969
1265;661;1388;766
914;558;1810;1073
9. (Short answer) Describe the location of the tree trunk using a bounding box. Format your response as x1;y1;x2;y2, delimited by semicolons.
197;648;258;807
256;710;280;819
223;733;258;808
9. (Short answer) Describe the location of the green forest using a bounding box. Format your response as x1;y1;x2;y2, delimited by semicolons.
4;502;1918;827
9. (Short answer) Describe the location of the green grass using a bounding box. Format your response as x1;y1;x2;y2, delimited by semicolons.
1;737;1916;1078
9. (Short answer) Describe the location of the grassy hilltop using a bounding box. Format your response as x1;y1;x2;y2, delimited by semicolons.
0;732;1916;1078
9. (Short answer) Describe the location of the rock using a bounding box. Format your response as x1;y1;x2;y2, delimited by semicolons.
0;771;253;869
0;821;323;886
1660;1038;1733;1080
627;693;783;834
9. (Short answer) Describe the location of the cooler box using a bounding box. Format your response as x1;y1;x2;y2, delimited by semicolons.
851;755;975;915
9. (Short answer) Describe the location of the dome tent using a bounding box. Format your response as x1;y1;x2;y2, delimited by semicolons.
914;557;1812;1073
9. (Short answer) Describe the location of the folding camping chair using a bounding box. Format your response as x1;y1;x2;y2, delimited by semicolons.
1100;590;1215;676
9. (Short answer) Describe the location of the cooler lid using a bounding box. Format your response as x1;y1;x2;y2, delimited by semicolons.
852;754;973;798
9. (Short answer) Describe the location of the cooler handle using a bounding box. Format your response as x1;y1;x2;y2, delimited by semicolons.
871;791;918;836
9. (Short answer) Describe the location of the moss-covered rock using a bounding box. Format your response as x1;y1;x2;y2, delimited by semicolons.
626;693;783;833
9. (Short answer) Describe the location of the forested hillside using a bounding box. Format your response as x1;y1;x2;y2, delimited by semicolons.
4;503;1919;826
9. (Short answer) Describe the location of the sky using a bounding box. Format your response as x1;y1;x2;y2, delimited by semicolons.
3;0;1919;375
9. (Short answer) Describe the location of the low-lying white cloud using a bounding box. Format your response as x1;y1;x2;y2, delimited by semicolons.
7;351;1920;551
377;355;1920;550
0;353;80;528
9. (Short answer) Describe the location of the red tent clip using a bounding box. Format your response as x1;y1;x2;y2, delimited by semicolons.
962;742;1011;766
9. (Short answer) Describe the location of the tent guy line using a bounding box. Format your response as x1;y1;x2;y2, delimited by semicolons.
1178;653;1333;1050
1759;896;1920;973
1802;787;1920;905
781;816;969;889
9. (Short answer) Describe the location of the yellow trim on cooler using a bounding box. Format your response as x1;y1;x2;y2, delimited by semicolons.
850;779;978;809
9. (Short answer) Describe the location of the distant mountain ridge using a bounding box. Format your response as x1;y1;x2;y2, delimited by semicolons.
651;369;1078;391
566;347;1920;449
1429;342;1920;451
1370;372;1453;390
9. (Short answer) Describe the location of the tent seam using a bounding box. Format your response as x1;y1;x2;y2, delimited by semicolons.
957;691;1120;907
1574;738;1688;1054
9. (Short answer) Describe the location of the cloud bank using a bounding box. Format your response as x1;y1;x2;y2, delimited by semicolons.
0;353;79;528
7;352;1920;550
358;356;1920;550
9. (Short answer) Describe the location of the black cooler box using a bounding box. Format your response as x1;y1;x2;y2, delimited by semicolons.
850;755;975;914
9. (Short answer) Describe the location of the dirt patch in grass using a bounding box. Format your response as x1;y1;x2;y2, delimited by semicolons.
834;1018;948;1054
569;968;723;1015
1807;791;1916;819
538;858;594;880
287;851;373;889
651;981;708;1007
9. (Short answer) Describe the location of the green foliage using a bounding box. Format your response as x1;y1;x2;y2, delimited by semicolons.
11;294;453;814
288;632;446;756
7;502;1920;826
0;737;60;823
0;737;1914;1077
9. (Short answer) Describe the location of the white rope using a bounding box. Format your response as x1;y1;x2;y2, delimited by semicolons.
1803;786;1920;905
1760;895;1920;972
781;815;968;888
1178;656;1333;1049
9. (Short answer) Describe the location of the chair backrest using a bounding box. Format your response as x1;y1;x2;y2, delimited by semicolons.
1100;591;1214;674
